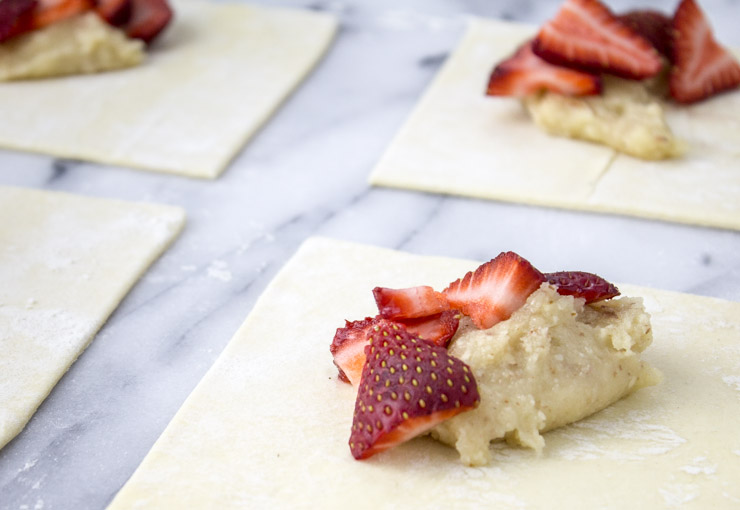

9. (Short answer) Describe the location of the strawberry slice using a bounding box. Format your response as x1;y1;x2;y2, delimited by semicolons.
330;317;380;387
487;40;602;97
95;0;131;26
617;9;673;58
397;310;460;347
545;271;620;303
443;252;546;330
330;311;461;385
669;0;740;104
122;0;172;44
30;0;93;30
0;0;36;42
373;285;450;320
532;0;662;80
349;324;479;460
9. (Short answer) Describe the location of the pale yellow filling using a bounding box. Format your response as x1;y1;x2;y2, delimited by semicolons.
0;13;144;81
431;284;659;466
523;77;685;160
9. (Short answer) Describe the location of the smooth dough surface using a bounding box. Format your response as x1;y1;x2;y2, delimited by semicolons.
0;0;337;178
369;18;740;231
109;237;740;509
0;186;184;450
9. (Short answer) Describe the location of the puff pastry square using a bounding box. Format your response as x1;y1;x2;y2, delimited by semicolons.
0;186;184;449
109;237;740;509
0;1;337;178
370;19;740;231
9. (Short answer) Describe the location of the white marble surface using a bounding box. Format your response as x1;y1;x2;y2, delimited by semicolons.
1;0;739;508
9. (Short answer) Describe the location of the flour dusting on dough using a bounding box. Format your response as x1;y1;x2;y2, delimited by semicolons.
659;483;699;507
0;306;95;439
680;457;717;476
550;409;685;461
723;375;740;393
0;306;95;353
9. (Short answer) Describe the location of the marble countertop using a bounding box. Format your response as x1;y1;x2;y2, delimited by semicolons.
1;0;739;508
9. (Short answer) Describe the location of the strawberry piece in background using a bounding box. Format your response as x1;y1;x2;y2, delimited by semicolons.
545;271;620;303
95;0;131;26
349;324;479;460
532;0;662;79
397;310;459;347
670;0;740;104
617;9;673;58
331;311;461;385
122;0;172;44
0;0;36;42
373;285;450;320
443;252;546;330
30;0;93;29
330;316;380;386
487;40;602;97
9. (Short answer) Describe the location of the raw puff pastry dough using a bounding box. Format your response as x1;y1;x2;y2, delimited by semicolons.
0;0;337;178
369;19;740;231
0;186;184;450
109;237;740;509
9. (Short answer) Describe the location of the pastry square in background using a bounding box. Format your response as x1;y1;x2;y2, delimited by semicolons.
0;0;337;178
109;237;740;508
369;19;740;231
0;186;184;449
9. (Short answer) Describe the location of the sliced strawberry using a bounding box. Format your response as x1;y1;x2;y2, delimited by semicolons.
617;9;673;58
330;317;380;386
487;40;602;97
0;0;36;42
443;252;546;330
122;0;172;44
532;0;662;79
30;0;93;29
397;310;460;347
349;324;479;460
670;0;740;104
546;271;620;303
95;0;131;26
373;285;450;320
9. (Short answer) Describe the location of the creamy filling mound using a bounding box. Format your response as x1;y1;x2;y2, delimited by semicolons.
523;77;685;160
431;283;660;466
0;13;144;81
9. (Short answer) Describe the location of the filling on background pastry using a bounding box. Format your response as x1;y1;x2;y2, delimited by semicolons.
0;0;172;80
486;0;740;160
330;252;659;466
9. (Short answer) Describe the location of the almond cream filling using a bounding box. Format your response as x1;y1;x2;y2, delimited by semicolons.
431;284;660;466
0;13;144;81
523;76;685;160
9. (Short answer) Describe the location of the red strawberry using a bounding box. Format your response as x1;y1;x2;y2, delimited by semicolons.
349;324;479;460
122;0;172;44
30;0;93;29
330;317;381;386
95;0;131;26
373;285;450;320
0;0;36;42
532;0;662;80
397;310;460;347
443;252;546;330
617;9;673;58
487;40;602;97
545;271;620;303
670;0;740;104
